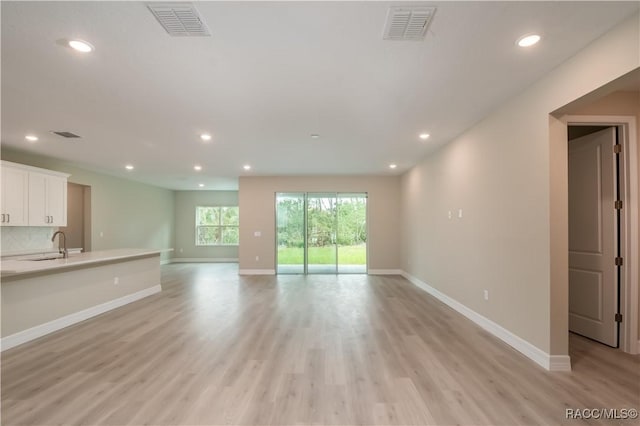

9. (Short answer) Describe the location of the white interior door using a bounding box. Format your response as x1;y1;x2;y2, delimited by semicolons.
568;127;618;347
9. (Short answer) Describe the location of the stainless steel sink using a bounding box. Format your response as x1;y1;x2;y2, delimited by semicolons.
18;256;63;261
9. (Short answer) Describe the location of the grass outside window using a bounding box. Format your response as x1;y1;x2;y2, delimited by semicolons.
277;245;366;264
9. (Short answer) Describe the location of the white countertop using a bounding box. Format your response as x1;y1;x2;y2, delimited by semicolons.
1;248;166;278
1;248;83;259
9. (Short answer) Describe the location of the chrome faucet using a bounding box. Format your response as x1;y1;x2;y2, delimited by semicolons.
51;231;68;259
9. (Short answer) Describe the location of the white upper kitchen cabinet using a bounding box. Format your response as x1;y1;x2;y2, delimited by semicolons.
1;163;29;226
28;171;68;226
0;160;70;227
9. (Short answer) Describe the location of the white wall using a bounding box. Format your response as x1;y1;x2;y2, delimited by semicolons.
401;14;639;355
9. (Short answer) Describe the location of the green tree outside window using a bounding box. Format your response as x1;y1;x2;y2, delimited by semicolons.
196;206;239;245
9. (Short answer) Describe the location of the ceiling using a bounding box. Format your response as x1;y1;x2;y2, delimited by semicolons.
2;1;638;190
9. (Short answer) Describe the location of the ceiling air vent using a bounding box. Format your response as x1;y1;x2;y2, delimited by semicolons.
51;131;81;138
383;7;436;41
147;3;211;37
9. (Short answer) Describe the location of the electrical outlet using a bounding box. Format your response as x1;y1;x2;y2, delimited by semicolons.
448;211;452;219
114;277;119;285
484;290;489;301
100;231;104;238
255;256;259;261
254;231;261;237
179;248;183;253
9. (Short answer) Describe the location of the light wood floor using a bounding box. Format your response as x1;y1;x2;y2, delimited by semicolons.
2;264;638;425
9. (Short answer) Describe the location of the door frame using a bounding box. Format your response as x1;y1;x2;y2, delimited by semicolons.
564;115;638;354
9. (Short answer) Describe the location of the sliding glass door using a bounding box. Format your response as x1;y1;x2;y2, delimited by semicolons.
307;193;337;274
337;194;367;274
276;192;367;274
276;193;305;274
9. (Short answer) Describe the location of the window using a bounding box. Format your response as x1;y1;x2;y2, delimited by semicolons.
196;206;239;246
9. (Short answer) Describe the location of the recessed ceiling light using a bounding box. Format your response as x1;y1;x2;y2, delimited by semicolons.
310;134;320;139
68;39;94;53
200;133;212;141
389;164;398;169
517;34;541;47
243;165;252;171
419;133;430;140
198;183;205;188
193;165;202;171
125;164;134;170
25;135;38;142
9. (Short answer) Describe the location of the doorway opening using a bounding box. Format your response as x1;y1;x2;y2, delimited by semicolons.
59;182;91;252
568;125;621;348
564;116;638;354
276;192;367;274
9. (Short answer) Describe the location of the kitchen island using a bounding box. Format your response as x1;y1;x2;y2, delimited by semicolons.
1;248;165;350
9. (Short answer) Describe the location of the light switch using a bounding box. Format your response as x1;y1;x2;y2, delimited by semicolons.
458;209;463;218
254;231;261;237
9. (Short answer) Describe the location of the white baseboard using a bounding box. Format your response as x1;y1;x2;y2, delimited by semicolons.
549;355;572;371
368;269;403;275
238;269;276;275
1;285;162;352
168;258;238;263
401;271;571;372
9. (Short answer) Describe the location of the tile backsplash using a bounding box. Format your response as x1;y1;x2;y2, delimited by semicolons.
1;227;57;254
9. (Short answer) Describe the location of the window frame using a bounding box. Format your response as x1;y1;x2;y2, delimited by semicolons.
195;206;239;246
